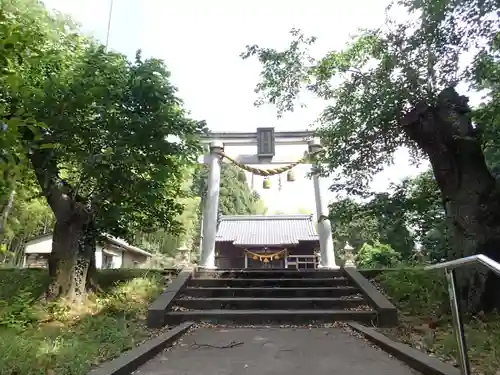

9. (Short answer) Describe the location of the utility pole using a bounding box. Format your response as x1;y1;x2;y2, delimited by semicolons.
105;0;114;51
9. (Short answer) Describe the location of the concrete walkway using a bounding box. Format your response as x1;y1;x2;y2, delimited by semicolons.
134;327;420;375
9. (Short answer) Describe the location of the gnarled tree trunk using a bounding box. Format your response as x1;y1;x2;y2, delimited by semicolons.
403;87;500;313
31;149;97;301
48;218;99;301
47;216;87;299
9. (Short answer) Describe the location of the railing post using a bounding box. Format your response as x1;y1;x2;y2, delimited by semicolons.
445;268;471;375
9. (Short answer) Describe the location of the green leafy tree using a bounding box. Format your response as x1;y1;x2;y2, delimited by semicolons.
0;169;54;265
43;50;203;299
0;0;71;235
192;163;267;215
329;171;449;263
395;171;443;241
0;0;58;174
1;1;205;300
0;171;53;239
394;170;449;262
329;194;414;259
330;198;381;250
356;242;401;269
473;38;500;177
190;163;267;254
135;166;201;263
242;0;500;312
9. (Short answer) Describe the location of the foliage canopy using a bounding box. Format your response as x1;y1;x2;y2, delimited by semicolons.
241;0;500;195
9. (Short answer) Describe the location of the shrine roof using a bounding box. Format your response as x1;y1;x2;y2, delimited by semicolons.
215;214;319;246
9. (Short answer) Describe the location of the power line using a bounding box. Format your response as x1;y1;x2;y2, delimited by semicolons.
105;0;114;51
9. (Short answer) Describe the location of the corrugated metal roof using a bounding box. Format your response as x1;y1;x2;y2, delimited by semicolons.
24;232;152;257
216;214;319;246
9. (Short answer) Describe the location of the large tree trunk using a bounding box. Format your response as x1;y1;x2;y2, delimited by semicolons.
402;87;500;313
47;218;86;300
30;149;96;301
47;219;99;301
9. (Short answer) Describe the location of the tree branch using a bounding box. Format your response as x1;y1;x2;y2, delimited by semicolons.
30;149;89;222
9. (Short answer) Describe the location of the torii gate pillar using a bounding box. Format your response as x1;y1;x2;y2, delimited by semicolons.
309;138;338;269
199;141;223;269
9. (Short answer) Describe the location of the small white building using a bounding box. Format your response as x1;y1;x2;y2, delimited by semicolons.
23;233;152;269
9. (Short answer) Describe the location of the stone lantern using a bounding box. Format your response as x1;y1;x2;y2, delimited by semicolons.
344;242;356;267
314;249;322;269
177;245;191;265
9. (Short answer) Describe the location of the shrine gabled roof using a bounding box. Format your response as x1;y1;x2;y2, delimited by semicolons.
216;214;319;246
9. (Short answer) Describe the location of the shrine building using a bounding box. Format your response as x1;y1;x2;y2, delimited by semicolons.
214;214;320;269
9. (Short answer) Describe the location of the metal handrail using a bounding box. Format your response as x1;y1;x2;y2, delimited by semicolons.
426;254;500;274
425;254;500;375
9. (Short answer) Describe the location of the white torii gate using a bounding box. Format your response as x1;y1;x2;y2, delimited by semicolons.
199;128;338;269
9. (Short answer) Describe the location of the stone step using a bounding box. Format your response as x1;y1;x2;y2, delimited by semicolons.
194;269;344;279
165;309;377;325
181;286;360;298
175;297;366;310
189;278;350;288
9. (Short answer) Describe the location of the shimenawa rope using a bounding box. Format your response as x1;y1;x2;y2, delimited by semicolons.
215;150;320;177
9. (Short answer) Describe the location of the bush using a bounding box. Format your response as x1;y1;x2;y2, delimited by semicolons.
0;268;169;332
376;268;448;316
0;290;40;331
0;268;49;303
95;268;167;291
0;268;167;375
0;268;169;302
376;269;500;374
356;242;401;269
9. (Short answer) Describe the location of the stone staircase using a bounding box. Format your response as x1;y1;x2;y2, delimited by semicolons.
164;268;380;325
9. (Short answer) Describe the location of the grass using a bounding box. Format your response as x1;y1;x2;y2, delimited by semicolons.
375;269;500;375
0;268;168;375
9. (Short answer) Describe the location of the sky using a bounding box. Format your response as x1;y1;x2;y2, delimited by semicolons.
42;0;432;214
